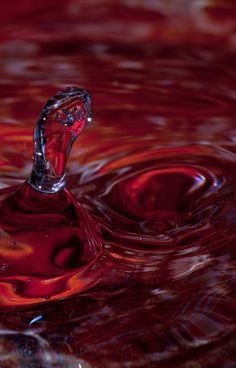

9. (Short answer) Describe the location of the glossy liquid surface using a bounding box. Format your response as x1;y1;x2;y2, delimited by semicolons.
0;1;236;367
0;183;102;306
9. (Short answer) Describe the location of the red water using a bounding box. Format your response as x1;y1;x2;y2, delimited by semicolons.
0;1;236;367
0;183;102;305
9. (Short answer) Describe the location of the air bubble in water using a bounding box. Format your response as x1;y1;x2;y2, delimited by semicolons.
29;86;91;194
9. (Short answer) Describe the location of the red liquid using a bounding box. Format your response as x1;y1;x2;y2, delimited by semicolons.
0;1;236;367
0;182;102;306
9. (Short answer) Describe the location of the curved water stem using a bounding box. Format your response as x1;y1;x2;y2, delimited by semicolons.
28;86;91;193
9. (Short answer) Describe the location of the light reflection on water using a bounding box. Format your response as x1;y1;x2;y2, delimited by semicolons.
0;1;236;367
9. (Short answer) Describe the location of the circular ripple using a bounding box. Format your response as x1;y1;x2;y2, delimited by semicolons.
65;144;236;366
77;144;235;251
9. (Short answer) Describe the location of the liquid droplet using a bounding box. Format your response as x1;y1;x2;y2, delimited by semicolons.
0;86;102;307
29;86;91;194
1;262;8;271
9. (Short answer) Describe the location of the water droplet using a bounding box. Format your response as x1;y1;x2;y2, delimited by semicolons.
42;296;50;302
1;263;8;271
28;86;91;194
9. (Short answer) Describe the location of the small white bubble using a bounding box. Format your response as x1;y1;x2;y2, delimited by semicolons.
1;263;8;271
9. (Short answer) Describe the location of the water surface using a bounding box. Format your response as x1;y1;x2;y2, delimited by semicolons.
0;1;236;367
